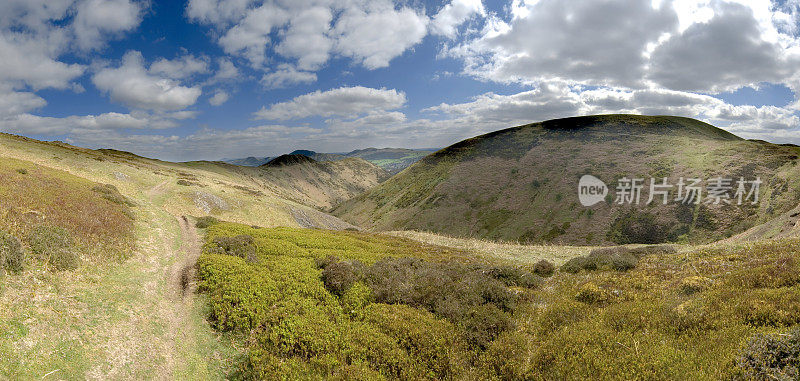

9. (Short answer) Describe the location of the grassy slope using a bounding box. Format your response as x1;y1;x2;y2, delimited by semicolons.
0;132;382;378
334;115;800;245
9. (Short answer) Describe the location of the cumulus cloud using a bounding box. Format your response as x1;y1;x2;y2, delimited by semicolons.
430;0;485;38
190;0;429;72
92;51;202;111
426;83;800;135
275;6;333;71
0;86;47;117
647;1;795;92
0;33;84;90
449;0;677;87
260;64;317;89
72;0;143;51
448;0;800;94
208;90;229;106
331;0;429;69
149;54;209;79
253;86;407;120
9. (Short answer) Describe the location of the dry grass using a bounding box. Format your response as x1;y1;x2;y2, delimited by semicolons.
385;230;595;266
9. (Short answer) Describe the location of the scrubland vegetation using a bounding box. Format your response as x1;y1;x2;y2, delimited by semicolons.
0;157;135;274
198;221;800;379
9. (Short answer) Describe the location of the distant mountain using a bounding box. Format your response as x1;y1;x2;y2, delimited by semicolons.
224;148;435;174
333;115;800;245
225;156;273;166
263;154;317;167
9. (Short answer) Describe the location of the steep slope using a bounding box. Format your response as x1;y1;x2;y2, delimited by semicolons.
258;155;386;210
334;115;800;244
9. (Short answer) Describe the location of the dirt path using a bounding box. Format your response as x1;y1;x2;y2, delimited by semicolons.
172;216;201;299
146;179;170;197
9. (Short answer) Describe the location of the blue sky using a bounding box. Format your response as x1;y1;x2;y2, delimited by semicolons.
1;0;799;161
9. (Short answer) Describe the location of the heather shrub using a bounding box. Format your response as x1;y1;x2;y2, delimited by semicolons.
320;258;364;296
27;225;72;260
26;225;79;270
49;247;80;271
208;235;258;263
362;257;517;348
560;256;588;273
735;327;800;380
679;276;713;295
607;210;670;244
0;231;24;273
195;216;219;229
92;183;135;206
533;259;555;277
575;282;613;305
486;265;543;288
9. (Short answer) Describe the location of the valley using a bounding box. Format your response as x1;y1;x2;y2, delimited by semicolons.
1;115;799;379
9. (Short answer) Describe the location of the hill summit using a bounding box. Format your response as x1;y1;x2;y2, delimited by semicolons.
334;115;800;244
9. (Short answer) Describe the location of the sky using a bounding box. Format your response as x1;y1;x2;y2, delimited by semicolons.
0;0;799;161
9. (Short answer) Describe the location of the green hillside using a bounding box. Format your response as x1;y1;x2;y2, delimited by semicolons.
334;115;800;244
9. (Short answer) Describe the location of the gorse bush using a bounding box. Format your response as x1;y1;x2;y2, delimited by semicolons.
26;225;80;271
92;183;135;207
319;256;364;296
207;234;258;263
195;216;219;229
318;256;526;348
533;259;555;277
484;265;543;288
607;209;670;244
559;245;673;273
197;223;800;379
735;327;800;380
0;230;24;273
197;223;536;378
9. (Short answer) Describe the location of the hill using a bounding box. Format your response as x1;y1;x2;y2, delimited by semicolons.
334;115;800;244
223;148;433;174
257;155;386;210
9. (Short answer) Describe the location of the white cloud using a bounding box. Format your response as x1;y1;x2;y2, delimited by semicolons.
647;1;795;92
332;0;429;69
149;54;209;79
0;86;47;117
0;32;84;90
430;0;485;38
208;90;229;106
260;64;317;89
92;51;202;111
448;0;800;94
72;0;143;51
274;6;333;71
192;0;429;71
217;3;289;67
253;86;406;120
449;0;677;87
426;83;800;135
186;0;256;26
